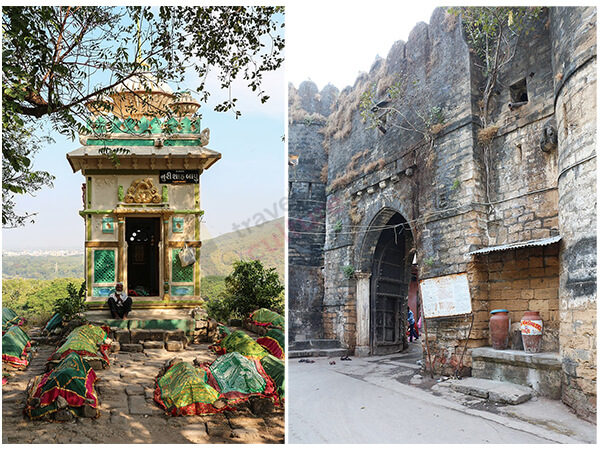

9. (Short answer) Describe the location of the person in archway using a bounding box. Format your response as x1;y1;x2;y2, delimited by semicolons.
107;282;132;319
407;306;418;342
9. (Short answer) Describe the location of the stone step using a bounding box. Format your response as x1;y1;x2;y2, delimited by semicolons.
440;377;534;405
289;339;343;350
288;348;349;359
470;347;562;399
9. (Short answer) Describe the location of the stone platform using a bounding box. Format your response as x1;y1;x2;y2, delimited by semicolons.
85;308;217;346
437;377;534;405
288;339;349;358
470;347;562;399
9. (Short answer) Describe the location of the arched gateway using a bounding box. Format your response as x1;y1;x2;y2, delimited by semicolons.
355;208;415;356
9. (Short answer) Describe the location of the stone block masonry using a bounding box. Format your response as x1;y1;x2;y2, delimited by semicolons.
289;5;596;423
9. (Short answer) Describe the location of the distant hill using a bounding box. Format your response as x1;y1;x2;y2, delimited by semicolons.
201;217;285;278
2;217;285;280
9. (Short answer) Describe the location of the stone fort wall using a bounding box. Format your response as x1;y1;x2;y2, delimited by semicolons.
289;6;596;421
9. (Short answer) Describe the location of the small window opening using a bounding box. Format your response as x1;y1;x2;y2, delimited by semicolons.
510;79;528;103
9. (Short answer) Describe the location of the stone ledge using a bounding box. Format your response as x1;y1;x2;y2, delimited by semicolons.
470;347;562;369
441;378;534;405
289;339;343;350
288;348;349;358
470;347;562;399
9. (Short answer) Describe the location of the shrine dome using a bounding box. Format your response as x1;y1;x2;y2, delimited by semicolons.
110;72;175;120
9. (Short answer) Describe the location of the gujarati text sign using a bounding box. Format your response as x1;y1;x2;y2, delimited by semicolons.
160;170;199;184
420;273;472;318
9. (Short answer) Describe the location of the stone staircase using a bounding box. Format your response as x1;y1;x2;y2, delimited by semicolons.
85;308;218;355
288;339;349;359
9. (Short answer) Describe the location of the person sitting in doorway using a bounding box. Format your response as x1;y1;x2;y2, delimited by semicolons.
407;307;419;342
107;282;132;319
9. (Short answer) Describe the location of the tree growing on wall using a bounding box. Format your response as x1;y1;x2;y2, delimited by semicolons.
449;7;543;208
359;75;446;143
2;6;285;227
449;7;543;129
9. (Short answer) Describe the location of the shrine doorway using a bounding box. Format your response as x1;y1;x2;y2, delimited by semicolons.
126;217;161;297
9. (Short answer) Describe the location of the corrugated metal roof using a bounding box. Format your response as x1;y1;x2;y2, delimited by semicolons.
467;235;561;256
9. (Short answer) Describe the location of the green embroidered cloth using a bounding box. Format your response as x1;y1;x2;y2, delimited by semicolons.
155;362;222;416
249;308;284;330
25;352;98;420
216;330;269;359
209;352;266;396
2;308;22;333
260;354;285;400
256;328;285;359
45;313;63;332
2;325;31;367
50;325;109;367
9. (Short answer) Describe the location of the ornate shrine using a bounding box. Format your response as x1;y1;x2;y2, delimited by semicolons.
67;74;221;308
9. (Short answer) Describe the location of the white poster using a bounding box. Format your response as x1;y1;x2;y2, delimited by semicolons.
420;273;472;318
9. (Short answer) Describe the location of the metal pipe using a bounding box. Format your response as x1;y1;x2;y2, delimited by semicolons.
508;101;528;110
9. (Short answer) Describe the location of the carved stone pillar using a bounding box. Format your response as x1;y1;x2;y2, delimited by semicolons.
355;271;372;357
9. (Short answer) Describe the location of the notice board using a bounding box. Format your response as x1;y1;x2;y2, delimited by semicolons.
420;273;472;318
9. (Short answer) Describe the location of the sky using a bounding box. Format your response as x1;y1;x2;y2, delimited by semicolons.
286;2;438;90
2;3;440;251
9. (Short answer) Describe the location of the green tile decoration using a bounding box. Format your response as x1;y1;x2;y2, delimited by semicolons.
172;217;184;233
92;286;113;297
94;249;115;283
172;249;194;283
171;285;195;296
102;217;115;233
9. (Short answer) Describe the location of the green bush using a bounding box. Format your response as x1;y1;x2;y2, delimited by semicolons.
224;260;284;318
204;298;232;324
53;281;87;322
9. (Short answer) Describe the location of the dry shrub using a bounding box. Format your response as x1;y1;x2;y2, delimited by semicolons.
349;200;363;224
305;112;327;124
322;137;330;155
363;158;386;174
428;123;447;135
477;125;499;146
555;72;563;81
329;170;360;191
349;149;369;171
288;84;308;123
320;164;328;183
377;72;396;96
442;11;459;33
288;84;327;125
323;61;389;142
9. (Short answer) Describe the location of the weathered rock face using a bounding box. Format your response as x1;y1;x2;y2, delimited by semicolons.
289;6;596;422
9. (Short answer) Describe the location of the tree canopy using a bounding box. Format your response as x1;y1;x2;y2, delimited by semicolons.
2;6;285;227
225;259;284;317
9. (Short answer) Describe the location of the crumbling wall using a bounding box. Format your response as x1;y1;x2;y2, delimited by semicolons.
482;10;559;245
288;82;338;342
551;6;597;422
